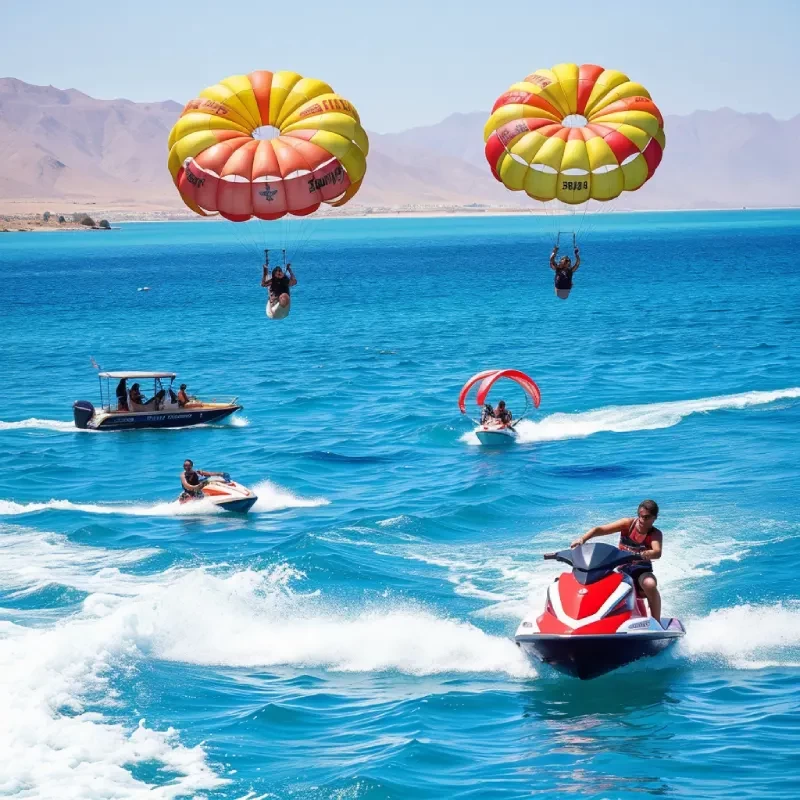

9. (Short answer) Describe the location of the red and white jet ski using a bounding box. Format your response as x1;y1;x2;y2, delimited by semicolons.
178;474;257;514
515;542;685;679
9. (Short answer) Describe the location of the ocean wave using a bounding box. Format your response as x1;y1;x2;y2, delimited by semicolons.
142;568;533;677
0;529;534;798
681;602;800;669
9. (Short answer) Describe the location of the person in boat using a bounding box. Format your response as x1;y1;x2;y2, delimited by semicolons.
180;459;227;500
570;499;664;626
128;382;164;412
177;384;190;407
128;382;148;411
115;378;128;411
262;257;297;320
495;400;512;427
480;403;495;425
550;244;580;299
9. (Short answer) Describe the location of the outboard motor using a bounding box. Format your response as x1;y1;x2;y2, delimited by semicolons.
72;400;95;429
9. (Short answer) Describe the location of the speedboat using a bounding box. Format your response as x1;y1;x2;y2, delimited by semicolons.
515;542;685;679
73;371;241;430
179;475;258;514
474;420;516;446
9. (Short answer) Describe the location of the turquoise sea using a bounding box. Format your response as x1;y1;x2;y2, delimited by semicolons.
1;210;799;799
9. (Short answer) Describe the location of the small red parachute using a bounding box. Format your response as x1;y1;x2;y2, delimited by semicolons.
458;369;541;415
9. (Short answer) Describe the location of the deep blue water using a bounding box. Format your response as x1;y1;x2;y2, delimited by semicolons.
1;210;799;799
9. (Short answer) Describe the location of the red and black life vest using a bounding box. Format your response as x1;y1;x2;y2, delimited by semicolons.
619;519;660;556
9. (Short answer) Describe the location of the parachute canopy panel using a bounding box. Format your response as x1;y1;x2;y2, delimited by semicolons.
484;63;665;205
168;70;369;222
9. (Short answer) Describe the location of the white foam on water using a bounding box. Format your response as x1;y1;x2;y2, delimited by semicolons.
0;525;532;796
0;525;160;597
250;480;329;512
0;417;79;433
681;602;800;669
0;497;224;518
0;526;226;798
459;429;481;446
124;567;532;678
0;481;329;519
513;387;800;444
227;415;250;428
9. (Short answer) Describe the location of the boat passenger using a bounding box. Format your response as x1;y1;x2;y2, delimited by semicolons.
480;404;495;425
129;383;160;412
128;383;147;410
550;245;580;299
570;499;663;626
177;384;190;407
180;459;225;500
262;260;297;320
115;378;128;411
495;400;512;426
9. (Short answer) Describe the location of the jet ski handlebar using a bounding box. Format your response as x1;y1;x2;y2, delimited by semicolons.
543;543;643;570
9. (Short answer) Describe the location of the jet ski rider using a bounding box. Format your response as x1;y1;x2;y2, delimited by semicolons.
570;499;664;627
180;459;226;500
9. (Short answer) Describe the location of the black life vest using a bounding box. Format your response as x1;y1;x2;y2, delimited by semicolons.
555;268;573;290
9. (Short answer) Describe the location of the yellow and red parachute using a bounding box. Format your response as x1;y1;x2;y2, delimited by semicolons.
484;63;664;205
167;70;369;221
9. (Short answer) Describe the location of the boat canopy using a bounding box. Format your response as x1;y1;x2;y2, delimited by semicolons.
98;371;177;380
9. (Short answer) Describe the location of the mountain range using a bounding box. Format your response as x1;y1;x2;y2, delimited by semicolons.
1;77;798;215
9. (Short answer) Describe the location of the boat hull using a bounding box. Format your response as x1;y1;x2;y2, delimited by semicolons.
78;405;240;430
475;427;515;446
516;622;685;679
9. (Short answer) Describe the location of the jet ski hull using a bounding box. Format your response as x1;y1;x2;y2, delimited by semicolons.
516;620;685;680
179;478;258;514
214;495;258;514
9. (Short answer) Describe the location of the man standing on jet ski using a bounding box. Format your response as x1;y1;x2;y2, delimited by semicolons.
180;459;227;500
570;499;663;626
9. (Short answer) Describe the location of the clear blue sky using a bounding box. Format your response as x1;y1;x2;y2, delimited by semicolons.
3;0;798;132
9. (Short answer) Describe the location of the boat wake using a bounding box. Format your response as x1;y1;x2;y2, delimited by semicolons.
0;414;250;433
0;417;78;433
460;387;800;445
0;525;532;797
0;479;329;518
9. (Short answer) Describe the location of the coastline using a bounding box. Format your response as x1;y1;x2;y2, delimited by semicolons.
2;205;798;233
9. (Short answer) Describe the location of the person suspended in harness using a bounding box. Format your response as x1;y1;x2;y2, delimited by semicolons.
570;499;664;627
261;250;297;320
550;242;581;300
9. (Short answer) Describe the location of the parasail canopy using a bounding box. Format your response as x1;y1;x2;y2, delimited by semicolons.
458;369;541;413
484;63;665;205
168;70;369;222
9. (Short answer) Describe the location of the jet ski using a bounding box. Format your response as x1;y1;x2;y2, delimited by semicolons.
178;474;257;514
515;542;685;679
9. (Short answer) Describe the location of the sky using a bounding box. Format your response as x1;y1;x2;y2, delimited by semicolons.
2;0;799;132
